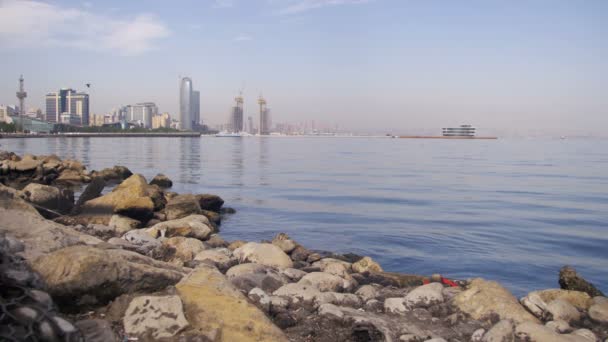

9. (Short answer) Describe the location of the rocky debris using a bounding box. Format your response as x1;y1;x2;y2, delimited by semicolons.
163;236;206;264
123;295;189;339
30;245;187;306
149;173;173;188
352;256;383;273
589;296;608;324
559;266;604;297
108;214;141;234
234;242;294;269
453;278;539;324
176;264;288;342
404;283;444;308
195;193;224;212
21;183;74;214
164;194;202;220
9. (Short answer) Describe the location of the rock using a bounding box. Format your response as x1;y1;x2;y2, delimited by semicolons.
228;240;247;251
515;322;593;342
471;328;485;342
31;245;186;305
149;173;173;188
559;266;604;297
356;285;379;302
318;303;344;319
146;215;213;240
546;320;571;334
355;271;426;288
248;287;289;312
272;233;297;253
546;299;580;323
281;268;307;282
163;236;206;264
290;245;312;262
193;248;235;271
226;263;270;278
9;156;41;172
234;242;293;269
73;177;106;210
589;297;608;323
307;252;322;263
201;209;221;225
108;214;140;234
525;289;593;311
482;320;513;342
206;234;227;248
404;283;444;308
90;165;133;182
273;283;322;305
74;319;118;342
313;258;352;270
114;196;155;221
521;291;549;319
570;329;596;342
229;267;287;294
453;278;539;324
176;264;287;342
298;272;349;292
384;297;407;314
315;292;362;307
22;183;73;214
165;194;202;220
123;295;189;339
55;169;85;185
352;256;383;273
195;193;224;212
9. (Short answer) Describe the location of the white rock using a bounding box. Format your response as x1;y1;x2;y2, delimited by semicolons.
233;242;293;269
193;248;234;269
545;320;571;334
355;285;379;302
482;320;513;342
570;329;596;342
470;328;485;342
323;262;350;278
546;299;580;322
298;272;347;292
312;258;352;271
146;215;213;240
122;229;160;246
404;283;444;308
520;292;549;319
123;295;189;339
248;287;288;309
384;297;407;314
318;303;344;319
273;283;322;304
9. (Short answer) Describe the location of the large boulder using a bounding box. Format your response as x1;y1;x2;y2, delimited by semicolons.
271;233;297;253
298;272;349;292
22;183;74;214
123;295;189;339
404;283;444;308
8;155;41;172
233;242;293;269
145;215;213;240
90;165;133;182
515;322;595;342
176;264;288;342
163;237;206;264
559;266;604;297
79;174;159;223
195;194;224;212
165;194;202;220
31;245;187;305
453;278;539;324
193;248;236;271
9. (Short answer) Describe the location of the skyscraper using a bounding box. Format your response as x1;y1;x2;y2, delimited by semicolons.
179;77;193;130
230;92;244;133
125;102;158;128
258;95;271;135
192;90;200;128
45;88;89;125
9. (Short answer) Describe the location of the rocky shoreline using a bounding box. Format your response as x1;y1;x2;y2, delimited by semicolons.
0;150;606;342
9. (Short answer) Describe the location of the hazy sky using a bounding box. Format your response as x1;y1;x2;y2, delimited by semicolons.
0;0;607;136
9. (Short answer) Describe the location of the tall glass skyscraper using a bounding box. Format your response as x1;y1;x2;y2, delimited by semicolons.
192;90;200;128
179;77;193;130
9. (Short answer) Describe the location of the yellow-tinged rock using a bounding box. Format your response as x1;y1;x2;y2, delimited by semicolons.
532;289;593;310
352;256;383;273
176;265;288;342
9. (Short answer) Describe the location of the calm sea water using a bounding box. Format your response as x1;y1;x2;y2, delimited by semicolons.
2;136;607;296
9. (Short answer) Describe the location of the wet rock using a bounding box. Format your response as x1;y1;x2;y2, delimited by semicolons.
163;236;206;264
234;242;294;269
22;183;74;214
146;214;213;240
194;247;236;271
384;297;407;314
123;295;189;339
404;283;444;308
299;272;350;292
352;256;383;273
356;284;380;302
74;319;118;342
195;193;224;212
108;214;141;234
176;264;288;342
546;299;580;323
31;245;186;305
453;278;539;324
164;194;202;220
482;319;513;342
269;233;295;253
546;320;571;334
589;296;608;323
559;266;604;297
319;303;344;319
149;173;173;188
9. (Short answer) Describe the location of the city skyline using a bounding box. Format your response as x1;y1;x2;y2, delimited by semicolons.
1;0;607;136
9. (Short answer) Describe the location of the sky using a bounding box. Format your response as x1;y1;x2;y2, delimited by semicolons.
0;0;607;136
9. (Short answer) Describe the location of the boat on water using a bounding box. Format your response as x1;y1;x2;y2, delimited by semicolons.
214;131;253;137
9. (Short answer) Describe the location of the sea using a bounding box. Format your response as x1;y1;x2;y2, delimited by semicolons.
2;136;607;296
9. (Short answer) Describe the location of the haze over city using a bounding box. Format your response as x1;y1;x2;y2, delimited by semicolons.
1;0;607;136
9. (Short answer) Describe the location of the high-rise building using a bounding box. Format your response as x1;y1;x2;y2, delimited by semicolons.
125;102;158;128
152;113;171;129
192;90;200;128
0;105;16;123
229;92;244;133
258;95;271;135
248;116;254;134
179;77;193;130
45;88;89;126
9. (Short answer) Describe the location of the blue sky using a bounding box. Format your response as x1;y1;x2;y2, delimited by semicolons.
0;0;607;136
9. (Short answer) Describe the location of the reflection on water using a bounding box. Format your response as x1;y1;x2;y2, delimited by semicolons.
2;136;608;295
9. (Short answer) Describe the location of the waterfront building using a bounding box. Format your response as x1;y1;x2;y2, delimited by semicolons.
258;95;271;135
125;102;158;128
60;113;82;126
152;113;171;129
0;105;16;123
9;116;54;133
90;114;106;126
192;90;200;128
45;88;89;126
229;92;244;133
179;77;193;130
442;125;476;137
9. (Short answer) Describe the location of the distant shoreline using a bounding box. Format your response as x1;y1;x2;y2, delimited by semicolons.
0;132;202;138
399;135;498;139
